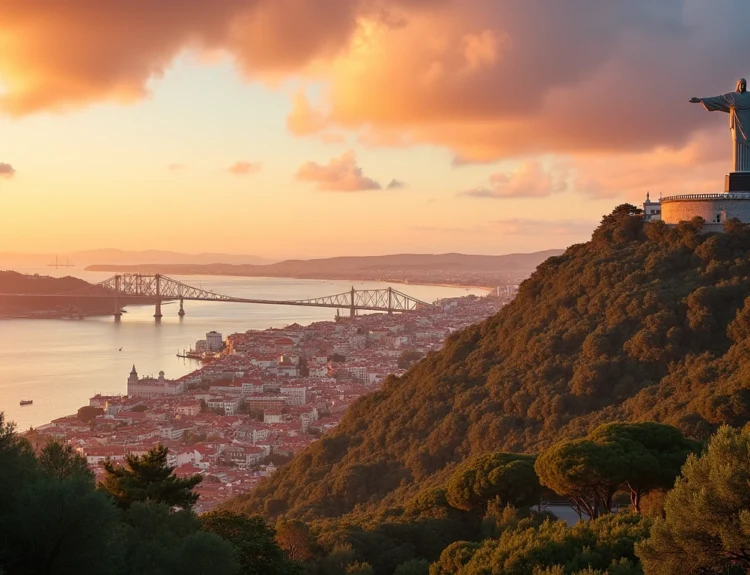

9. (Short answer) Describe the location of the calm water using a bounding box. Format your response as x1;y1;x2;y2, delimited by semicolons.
0;267;484;430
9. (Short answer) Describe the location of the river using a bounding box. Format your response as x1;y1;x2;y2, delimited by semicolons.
0;267;485;430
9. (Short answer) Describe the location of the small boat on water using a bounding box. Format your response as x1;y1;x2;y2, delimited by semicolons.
19;400;33;406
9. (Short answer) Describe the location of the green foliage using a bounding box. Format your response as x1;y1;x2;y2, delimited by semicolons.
115;502;239;575
588;423;700;511
37;441;94;481
200;510;302;574
446;452;541;512
431;513;650;575
393;558;429;575
2;476;119;575
77;405;104;423
398;350;425;370
0;415;244;574
98;443;202;509
230;206;750;521
636;426;750;574
536;423;698;517
536;439;622;519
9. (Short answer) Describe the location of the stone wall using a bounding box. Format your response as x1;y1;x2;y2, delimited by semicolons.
662;193;750;225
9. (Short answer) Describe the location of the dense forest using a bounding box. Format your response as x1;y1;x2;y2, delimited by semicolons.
228;206;750;520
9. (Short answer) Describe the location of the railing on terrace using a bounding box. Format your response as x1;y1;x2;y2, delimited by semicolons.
662;192;750;201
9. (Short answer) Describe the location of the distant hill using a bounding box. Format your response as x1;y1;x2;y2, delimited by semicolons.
227;207;750;521
0;271;111;316
85;251;563;287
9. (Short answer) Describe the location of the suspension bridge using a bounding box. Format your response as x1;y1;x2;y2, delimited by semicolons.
1;274;433;321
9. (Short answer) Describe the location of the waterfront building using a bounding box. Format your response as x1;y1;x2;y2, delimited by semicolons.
206;331;224;352
127;366;186;398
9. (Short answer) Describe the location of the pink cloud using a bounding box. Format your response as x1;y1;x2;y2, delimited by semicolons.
460;161;569;199
0;163;16;179
226;161;262;176
296;151;381;192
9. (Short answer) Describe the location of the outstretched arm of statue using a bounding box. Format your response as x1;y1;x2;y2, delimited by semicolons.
697;94;732;113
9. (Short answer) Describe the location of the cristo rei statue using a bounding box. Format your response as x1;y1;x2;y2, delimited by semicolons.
691;78;750;173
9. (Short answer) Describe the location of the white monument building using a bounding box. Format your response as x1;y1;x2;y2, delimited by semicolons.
127;366;185;398
647;78;750;230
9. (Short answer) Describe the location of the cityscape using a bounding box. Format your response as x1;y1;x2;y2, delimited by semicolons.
36;292;509;512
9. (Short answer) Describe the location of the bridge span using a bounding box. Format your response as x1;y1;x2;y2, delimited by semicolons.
2;274;433;321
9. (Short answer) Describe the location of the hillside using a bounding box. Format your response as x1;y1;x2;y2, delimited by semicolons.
0;271;125;317
228;207;750;520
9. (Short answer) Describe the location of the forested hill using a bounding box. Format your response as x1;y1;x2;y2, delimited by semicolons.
229;206;750;520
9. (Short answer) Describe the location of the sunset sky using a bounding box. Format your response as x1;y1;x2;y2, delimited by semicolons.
0;0;748;259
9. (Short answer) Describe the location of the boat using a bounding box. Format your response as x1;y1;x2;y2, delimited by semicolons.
19;400;33;406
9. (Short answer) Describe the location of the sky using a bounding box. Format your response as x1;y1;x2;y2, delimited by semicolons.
0;0;749;259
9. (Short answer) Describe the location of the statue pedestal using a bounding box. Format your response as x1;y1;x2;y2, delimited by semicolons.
725;172;750;192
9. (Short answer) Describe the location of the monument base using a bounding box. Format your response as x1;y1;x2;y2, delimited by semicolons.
725;172;750;192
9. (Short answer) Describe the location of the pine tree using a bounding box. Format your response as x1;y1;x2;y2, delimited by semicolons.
98;444;202;509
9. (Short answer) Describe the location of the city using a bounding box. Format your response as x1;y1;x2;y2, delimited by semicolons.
33;292;510;511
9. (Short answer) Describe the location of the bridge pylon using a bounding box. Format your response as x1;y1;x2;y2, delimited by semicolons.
113;274;122;321
154;274;163;321
178;298;185;317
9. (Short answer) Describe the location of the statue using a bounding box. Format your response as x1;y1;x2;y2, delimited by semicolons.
691;78;750;172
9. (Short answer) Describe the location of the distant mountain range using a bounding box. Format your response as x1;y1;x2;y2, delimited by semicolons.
85;250;563;275
0;249;272;267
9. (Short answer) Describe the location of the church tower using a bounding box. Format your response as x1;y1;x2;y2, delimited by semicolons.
127;365;138;394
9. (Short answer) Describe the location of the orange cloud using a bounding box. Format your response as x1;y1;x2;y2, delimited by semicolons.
460;161;570;199
1;0;749;167
287;90;328;136
167;163;186;171
296;151;381;192
226;161;261;175
0;163;15;178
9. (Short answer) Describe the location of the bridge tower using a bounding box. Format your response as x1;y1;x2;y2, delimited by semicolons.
350;286;356;318
154;274;163;321
388;287;393;315
113;275;122;321
178;298;185;317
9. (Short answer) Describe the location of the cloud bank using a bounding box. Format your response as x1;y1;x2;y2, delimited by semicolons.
1;0;749;175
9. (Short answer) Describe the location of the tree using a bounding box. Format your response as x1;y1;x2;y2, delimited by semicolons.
397;350;424;370
77;405;104;423
275;519;313;563
116;502;239;575
37;441;93;481
637;426;750;574
98;444;202;509
535;439;623;519
2;476;119;575
200;511;301;575
588;422;700;512
393;558;429;575
446;452;541;512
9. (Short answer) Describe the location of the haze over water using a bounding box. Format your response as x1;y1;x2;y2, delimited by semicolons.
0;267;484;430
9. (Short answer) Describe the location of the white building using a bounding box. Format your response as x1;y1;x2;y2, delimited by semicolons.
127;366;185;398
206;331;224;352
205;396;241;416
643;191;662;222
280;385;307;406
